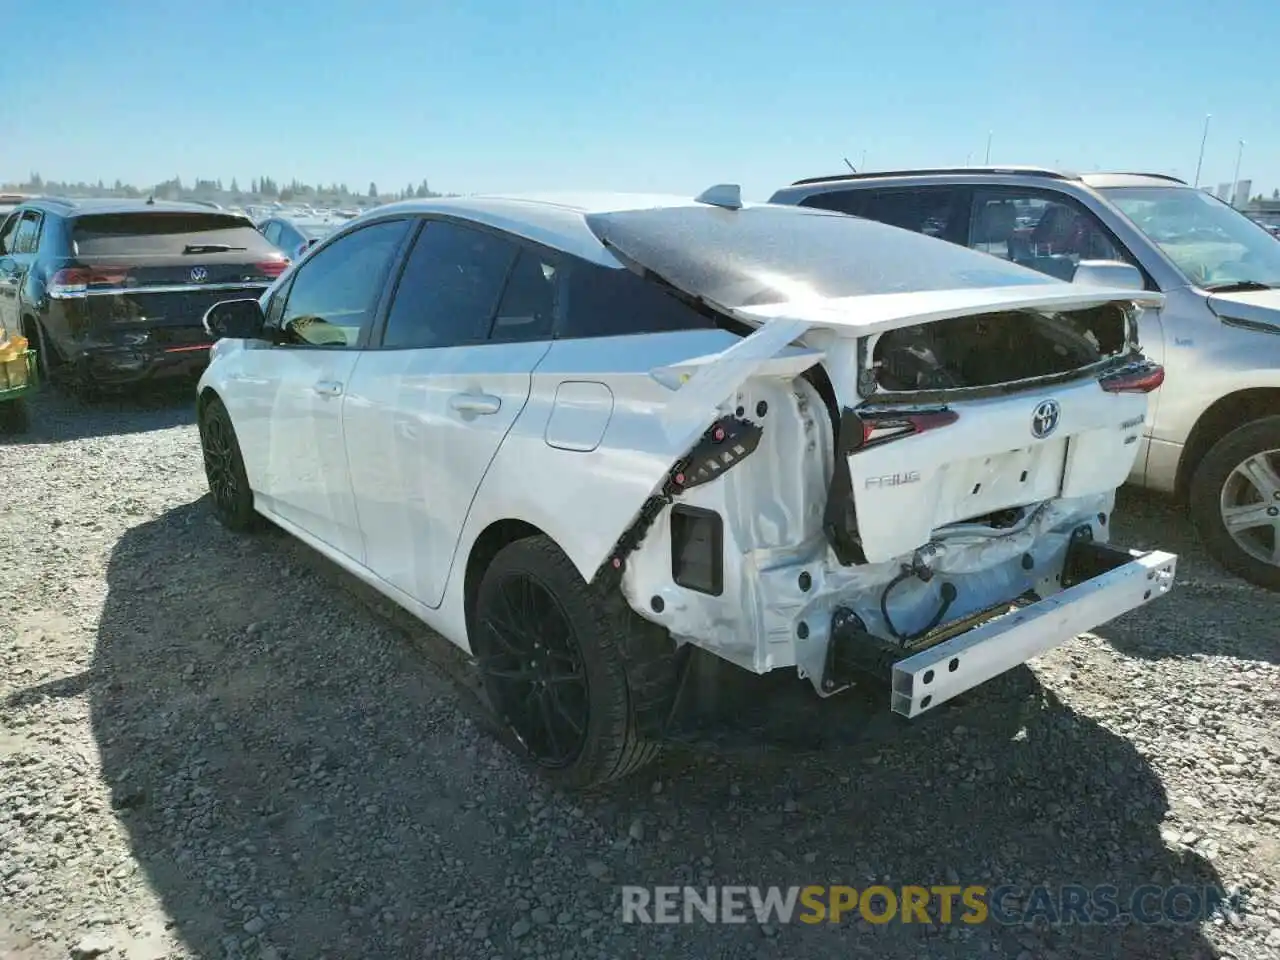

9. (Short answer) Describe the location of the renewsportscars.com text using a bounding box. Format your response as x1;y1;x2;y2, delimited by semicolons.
621;884;1231;926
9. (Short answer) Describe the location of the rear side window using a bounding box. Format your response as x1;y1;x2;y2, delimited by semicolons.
12;211;43;253
70;213;280;257
803;188;963;240
558;260;715;339
381;220;519;349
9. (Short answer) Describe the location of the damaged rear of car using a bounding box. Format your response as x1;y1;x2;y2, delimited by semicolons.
578;199;1176;724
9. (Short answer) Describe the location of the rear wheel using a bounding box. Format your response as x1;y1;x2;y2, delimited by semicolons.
198;395;259;532
1189;416;1280;591
472;536;678;789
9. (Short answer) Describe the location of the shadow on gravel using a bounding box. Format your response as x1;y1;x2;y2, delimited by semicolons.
0;381;196;446
1098;488;1280;666
90;498;1227;960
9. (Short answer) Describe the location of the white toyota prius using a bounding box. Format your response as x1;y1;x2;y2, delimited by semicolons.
196;187;1177;788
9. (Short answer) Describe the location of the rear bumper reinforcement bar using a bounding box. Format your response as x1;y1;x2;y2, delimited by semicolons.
888;545;1176;718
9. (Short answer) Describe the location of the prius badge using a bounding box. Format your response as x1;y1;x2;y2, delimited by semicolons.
1031;399;1061;439
190;266;208;283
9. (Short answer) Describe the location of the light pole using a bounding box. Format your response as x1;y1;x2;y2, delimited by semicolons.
1231;139;1246;207
984;131;993;164
860;150;867;171
1193;114;1211;188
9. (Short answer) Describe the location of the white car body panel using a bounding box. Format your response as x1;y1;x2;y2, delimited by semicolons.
198;190;1179;719
342;340;551;608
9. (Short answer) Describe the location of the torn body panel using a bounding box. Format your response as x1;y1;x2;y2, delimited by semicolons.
592;283;1176;715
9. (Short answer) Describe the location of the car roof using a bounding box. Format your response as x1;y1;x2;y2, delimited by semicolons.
360;192;786;266
781;167;1188;192
23;197;254;218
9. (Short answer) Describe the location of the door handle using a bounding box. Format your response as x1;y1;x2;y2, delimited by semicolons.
313;380;343;398
449;392;501;415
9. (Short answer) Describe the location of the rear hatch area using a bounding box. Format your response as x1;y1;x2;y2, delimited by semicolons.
53;211;288;352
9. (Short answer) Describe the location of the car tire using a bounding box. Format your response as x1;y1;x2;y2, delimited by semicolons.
23;316;59;381
472;535;679;789
1189;415;1280;591
0;398;29;434
198;395;259;533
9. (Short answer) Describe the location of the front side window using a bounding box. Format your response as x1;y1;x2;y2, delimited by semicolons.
279;219;410;347
970;190;1124;282
1101;185;1280;290
381;220;518;349
0;213;22;255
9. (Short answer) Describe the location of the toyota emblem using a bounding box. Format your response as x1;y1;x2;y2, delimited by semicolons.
1031;399;1061;439
190;266;208;283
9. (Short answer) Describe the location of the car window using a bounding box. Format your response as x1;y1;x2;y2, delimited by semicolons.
970;190;1125;282
381;220;518;349
261;221;282;245
1100;185;1280;289
490;249;558;342
70;212;277;257
558;258;716;339
802;187;963;240
0;213;21;255
278;219;411;347
12;212;42;254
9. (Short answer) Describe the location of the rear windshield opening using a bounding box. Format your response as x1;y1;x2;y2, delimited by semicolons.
872;303;1128;392
71;213;277;257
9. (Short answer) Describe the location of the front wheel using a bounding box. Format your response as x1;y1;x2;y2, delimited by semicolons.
1189;415;1280;591
198;395;259;532
472;536;679;789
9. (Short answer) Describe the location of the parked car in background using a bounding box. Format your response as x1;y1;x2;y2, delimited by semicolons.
196;189;1175;788
0;193;32;222
772;168;1280;590
256;214;343;260
0;198;289;398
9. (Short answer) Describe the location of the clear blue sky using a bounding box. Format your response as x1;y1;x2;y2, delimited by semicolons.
2;0;1276;201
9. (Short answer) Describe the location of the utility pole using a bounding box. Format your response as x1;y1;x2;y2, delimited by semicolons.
984;131;993;164
1193;114;1211;188
1231;139;1246;207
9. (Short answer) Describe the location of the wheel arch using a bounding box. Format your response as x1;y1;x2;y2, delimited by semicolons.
1176;388;1280;501
462;519;551;636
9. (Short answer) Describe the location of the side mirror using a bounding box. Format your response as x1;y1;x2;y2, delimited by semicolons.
1073;260;1145;292
203;298;266;340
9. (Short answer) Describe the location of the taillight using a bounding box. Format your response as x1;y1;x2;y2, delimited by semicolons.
1100;362;1165;394
856;408;959;450
256;258;289;279
49;267;88;298
49;266;129;298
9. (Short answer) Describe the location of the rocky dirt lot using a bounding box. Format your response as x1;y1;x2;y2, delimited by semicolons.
0;385;1278;960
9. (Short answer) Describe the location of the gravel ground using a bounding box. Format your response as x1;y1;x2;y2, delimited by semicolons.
1;384;1278;960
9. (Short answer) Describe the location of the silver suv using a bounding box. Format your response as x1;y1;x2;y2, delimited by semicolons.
771;168;1280;590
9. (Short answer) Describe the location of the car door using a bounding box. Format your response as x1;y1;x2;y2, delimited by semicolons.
232;217;413;561
342;219;555;607
0;212;24;338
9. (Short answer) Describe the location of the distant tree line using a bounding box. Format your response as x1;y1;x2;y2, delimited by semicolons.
3;173;447;206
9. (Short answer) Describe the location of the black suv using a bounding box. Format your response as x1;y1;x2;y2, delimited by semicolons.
0;198;289;395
